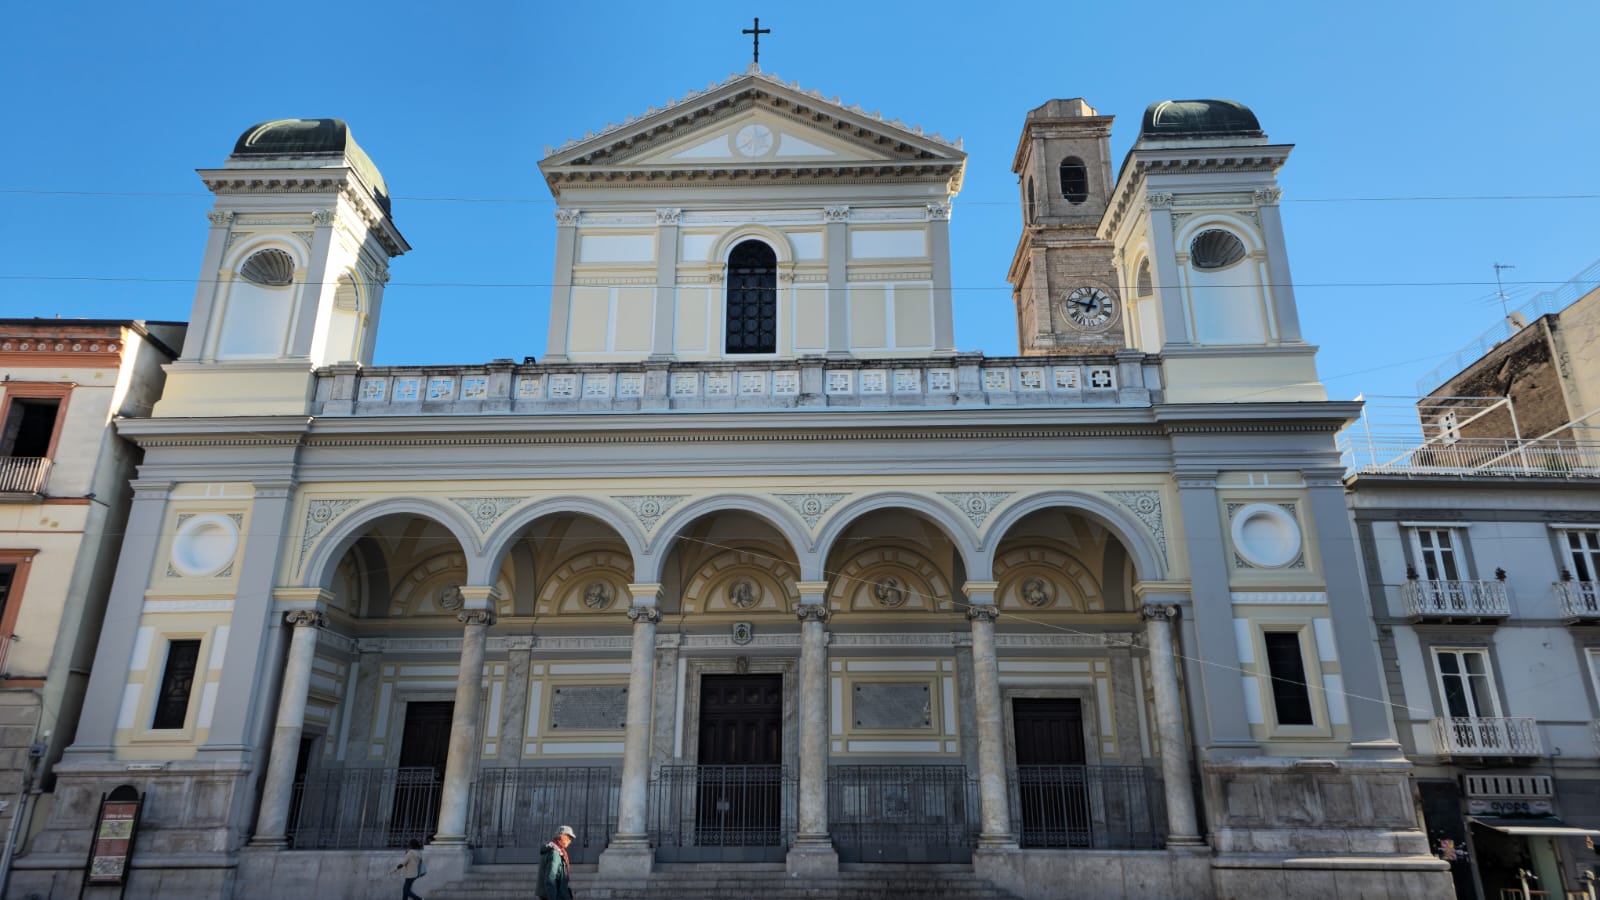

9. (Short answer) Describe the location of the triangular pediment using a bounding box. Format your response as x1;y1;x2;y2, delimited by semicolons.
539;68;965;189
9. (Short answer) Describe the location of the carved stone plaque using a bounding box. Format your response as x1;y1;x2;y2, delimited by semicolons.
549;686;628;731
852;682;932;730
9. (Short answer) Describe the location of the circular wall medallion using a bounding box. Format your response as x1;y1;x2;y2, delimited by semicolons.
582;580;614;610
1019;576;1054;608
727;578;759;609
734;124;775;158
170;513;240;577
1230;503;1302;568
873;576;907;608
439;585;465;611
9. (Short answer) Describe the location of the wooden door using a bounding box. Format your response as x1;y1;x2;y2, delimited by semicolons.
393;701;453;844
696;675;782;844
1013;698;1090;847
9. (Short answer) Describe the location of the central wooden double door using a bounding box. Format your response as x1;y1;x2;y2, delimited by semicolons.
695;674;783;846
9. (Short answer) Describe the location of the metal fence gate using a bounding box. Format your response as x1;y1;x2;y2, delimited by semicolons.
829;765;979;863
647;765;795;862
287;767;441;850
1013;764;1165;849
470;766;618;864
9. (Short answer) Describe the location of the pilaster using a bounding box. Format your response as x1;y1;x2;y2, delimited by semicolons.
545;208;580;362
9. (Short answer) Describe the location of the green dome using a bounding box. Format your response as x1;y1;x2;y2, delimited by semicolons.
231;118;391;215
1140;100;1262;138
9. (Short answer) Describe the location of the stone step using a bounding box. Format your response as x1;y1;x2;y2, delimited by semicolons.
429;863;1021;900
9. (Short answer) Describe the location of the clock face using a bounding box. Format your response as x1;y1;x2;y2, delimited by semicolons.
734;124;774;157
1061;287;1117;330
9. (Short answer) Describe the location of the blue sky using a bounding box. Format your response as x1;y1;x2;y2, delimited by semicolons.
3;1;1597;402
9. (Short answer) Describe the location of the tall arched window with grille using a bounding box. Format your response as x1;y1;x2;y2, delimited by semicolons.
1059;157;1089;203
1026;177;1036;222
725;240;777;354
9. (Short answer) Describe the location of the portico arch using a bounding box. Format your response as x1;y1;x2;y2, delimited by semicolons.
978;490;1167;583
300;496;483;590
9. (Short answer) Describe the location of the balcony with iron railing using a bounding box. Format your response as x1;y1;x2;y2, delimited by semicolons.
1433;716;1543;758
0;456;51;499
1555;580;1600;623
1403;576;1511;622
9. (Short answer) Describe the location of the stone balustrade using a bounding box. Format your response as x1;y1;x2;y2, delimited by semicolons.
313;352;1158;416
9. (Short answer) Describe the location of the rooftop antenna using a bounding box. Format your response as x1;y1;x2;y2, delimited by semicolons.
1493;262;1517;325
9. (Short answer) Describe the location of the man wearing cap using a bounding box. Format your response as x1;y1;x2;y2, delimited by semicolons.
537;825;576;900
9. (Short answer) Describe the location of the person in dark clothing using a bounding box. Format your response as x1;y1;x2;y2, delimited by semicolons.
537;825;576;900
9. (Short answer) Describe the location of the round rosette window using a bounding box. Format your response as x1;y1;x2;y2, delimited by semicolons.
1229;503;1302;568
170;513;241;577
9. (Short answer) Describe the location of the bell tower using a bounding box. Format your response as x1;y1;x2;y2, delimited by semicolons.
155;118;409;417
1005;99;1122;355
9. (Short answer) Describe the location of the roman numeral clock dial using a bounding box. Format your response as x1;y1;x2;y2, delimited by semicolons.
1059;286;1117;330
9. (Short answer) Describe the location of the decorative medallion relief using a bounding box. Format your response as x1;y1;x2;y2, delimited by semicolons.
1107;490;1168;565
937;492;1013;529
300;498;361;562
1019;576;1054;608
727;578;760;610
777;492;848;529
872;576;908;609
449;497;522;533
614;495;687;532
168;512;243;578
1227;502;1305;569
582;580;615;611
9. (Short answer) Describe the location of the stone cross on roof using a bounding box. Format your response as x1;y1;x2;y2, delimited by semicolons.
741;17;770;65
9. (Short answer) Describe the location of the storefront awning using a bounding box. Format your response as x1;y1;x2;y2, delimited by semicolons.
1468;816;1600;838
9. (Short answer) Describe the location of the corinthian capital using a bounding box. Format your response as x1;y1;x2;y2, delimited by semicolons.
796;604;830;623
1139;603;1179;622
1253;187;1283;205
284;610;326;629
458;609;497;628
554;208;581;226
1146;192;1175;209
925;202;952;222
205;210;235;227
966;604;1001;623
628;606;663;625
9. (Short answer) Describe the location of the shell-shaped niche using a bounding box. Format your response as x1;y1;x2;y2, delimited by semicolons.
1189;229;1246;270
240;248;296;286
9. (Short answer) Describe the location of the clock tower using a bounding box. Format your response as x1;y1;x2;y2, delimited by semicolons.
1005;99;1123;355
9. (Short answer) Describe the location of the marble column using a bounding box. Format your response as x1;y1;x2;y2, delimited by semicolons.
249;610;324;847
789;581;836;874
1140;602;1202;845
600;584;662;879
432;603;496;845
964;583;1015;848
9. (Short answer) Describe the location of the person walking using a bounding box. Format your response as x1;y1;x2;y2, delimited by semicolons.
395;839;426;900
537;825;576;900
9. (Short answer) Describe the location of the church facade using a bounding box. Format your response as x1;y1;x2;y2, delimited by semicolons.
13;71;1451;899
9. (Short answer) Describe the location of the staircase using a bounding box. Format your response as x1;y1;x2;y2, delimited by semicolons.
430;862;1024;899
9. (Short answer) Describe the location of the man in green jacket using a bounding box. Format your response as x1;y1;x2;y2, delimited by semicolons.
537;825;576;900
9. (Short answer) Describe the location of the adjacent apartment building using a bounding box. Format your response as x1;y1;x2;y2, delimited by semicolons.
1342;263;1600;900
0;320;183;890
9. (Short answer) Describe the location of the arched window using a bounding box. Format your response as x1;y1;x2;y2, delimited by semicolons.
1135;259;1153;297
725;240;777;354
1190;229;1247;270
1026;177;1036;223
1059;157;1089;203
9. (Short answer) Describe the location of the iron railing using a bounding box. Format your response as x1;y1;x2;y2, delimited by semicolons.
829;765;979;864
1433;717;1543;757
0;457;50;495
1403;579;1510;619
1556;581;1600;620
287;767;442;849
1011;765;1165;850
470;766;618;864
647;765;795;862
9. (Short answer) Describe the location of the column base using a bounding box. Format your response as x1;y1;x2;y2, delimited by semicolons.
786;838;838;877
598;841;655;880
245;837;287;850
976;832;1019;850
1166;835;1209;848
428;833;469;847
